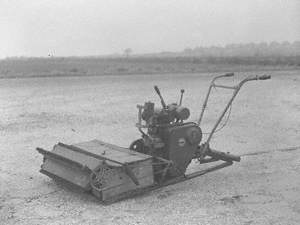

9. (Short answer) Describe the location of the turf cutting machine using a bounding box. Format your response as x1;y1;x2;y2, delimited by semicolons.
37;73;270;203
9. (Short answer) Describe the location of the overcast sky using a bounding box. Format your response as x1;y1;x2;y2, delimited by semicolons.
0;0;299;58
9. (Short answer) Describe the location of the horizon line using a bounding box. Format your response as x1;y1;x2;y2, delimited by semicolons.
1;40;299;60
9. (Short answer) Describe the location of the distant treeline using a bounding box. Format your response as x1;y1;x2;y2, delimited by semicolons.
180;41;300;57
1;41;299;78
1;56;299;79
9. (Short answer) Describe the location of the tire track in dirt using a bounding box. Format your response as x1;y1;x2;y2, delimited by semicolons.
242;146;300;156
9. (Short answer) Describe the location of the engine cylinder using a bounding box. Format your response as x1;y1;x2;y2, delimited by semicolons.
175;106;190;120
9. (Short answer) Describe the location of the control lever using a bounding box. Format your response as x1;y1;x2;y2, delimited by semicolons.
154;86;167;109
179;89;184;106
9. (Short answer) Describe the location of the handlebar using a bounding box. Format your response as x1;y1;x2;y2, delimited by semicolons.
198;72;271;148
213;72;234;82
240;75;271;85
258;75;271;80
224;72;234;77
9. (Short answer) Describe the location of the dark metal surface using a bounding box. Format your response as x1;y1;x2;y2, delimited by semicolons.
207;149;241;162
162;123;202;176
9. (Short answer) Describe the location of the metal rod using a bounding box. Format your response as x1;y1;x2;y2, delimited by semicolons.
179;89;184;106
213;84;237;90
137;105;143;126
197;157;219;164
206;87;239;144
197;83;213;125
201;75;271;157
154;85;167;109
206;149;241;162
197;73;234;126
185;161;233;179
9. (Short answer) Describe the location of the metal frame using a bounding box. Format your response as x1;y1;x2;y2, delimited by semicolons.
101;161;233;204
36;73;271;204
197;74;271;158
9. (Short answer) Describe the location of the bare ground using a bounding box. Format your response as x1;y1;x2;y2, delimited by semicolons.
0;71;299;225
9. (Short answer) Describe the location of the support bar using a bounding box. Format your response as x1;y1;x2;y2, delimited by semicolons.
212;84;237;90
198;73;235;126
206;149;241;162
199;74;271;159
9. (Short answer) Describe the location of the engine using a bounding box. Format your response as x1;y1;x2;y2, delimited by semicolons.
131;87;202;178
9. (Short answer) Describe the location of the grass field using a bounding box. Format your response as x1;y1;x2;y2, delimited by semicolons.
1;57;299;78
0;70;300;224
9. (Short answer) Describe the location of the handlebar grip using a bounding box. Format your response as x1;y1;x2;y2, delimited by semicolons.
224;72;234;77
154;85;161;95
258;75;271;80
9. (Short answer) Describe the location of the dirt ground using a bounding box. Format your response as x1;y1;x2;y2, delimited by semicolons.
0;71;299;225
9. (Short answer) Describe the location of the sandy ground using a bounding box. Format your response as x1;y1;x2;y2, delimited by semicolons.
0;71;299;225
